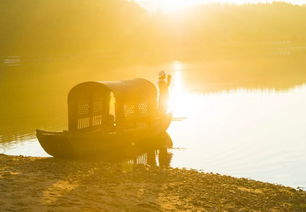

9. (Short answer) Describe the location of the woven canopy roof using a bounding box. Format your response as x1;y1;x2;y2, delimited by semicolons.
68;78;157;103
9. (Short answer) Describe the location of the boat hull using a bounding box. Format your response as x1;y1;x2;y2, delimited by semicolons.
37;116;172;159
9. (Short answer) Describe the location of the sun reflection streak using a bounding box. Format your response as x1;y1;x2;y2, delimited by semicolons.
168;61;201;117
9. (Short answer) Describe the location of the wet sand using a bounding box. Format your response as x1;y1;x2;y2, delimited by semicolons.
0;154;306;212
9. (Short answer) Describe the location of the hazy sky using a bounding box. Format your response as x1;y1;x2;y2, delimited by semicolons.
134;0;306;12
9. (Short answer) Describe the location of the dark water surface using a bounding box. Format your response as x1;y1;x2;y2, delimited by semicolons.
1;61;306;189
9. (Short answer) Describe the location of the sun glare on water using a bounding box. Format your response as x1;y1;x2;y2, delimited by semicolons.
168;61;194;117
168;61;209;119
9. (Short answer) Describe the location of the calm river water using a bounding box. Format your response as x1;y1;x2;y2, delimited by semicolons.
1;62;306;190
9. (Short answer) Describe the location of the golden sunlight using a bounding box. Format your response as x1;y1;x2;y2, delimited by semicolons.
156;0;203;13
168;61;192;116
135;0;204;13
134;0;305;13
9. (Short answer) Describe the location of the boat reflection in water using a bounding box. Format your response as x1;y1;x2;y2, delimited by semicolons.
132;132;173;167
76;131;174;166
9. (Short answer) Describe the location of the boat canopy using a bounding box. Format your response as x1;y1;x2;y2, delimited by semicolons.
67;78;158;131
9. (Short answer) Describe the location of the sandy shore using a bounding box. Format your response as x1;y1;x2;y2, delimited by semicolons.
0;154;306;212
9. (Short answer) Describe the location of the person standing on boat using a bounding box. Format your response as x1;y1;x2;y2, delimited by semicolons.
158;71;171;114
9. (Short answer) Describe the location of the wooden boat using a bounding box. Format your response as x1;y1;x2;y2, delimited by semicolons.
36;78;172;159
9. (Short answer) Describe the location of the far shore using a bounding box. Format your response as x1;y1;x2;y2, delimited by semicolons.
0;154;305;211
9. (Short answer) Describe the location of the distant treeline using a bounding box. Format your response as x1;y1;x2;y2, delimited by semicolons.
1;0;306;66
